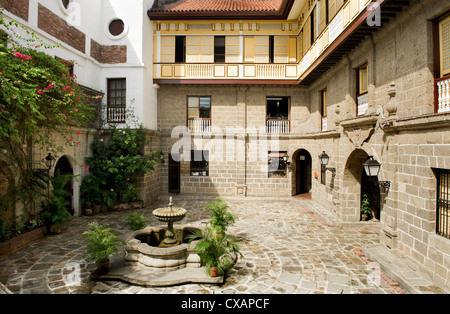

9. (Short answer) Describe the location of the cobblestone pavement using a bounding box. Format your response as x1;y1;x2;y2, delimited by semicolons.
0;196;408;294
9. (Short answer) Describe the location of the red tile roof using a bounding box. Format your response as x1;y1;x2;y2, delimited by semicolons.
151;0;284;13
148;0;294;20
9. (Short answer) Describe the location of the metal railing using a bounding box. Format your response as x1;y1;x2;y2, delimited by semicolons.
437;169;450;239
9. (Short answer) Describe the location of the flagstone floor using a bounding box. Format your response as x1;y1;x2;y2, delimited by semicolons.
0;196;408;294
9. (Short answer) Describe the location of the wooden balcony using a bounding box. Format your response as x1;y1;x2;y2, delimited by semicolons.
154;63;299;82
152;0;387;85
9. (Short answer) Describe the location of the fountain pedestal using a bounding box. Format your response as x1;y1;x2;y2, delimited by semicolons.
152;198;187;245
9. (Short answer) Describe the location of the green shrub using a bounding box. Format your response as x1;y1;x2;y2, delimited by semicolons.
80;222;123;265
204;198;237;235
122;212;148;231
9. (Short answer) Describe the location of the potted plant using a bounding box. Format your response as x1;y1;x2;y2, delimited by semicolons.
122;212;149;231
40;196;72;234
189;227;241;277
40;173;73;234
80;175;104;214
80;222;123;272
361;193;371;221
204;198;237;236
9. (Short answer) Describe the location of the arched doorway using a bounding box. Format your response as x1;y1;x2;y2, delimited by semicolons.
54;156;74;216
343;149;381;221
294;149;312;195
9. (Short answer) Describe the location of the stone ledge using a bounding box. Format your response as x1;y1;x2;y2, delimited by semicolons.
95;265;224;287
363;245;449;294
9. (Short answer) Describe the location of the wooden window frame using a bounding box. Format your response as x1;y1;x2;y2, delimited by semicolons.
357;64;368;96
438;13;450;78
268;151;288;178
321;89;327;118
214;36;225;63
190;150;209;177
107;78;127;123
175;36;186;63
436;168;450;239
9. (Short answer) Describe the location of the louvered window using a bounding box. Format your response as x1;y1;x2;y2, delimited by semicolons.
439;14;450;77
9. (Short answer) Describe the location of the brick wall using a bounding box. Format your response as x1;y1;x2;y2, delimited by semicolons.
37;4;86;53
2;0;29;22
90;39;127;64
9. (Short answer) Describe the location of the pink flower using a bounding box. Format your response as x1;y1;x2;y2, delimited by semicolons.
77;130;81;134
85;168;89;173
38;90;44;95
66;86;72;91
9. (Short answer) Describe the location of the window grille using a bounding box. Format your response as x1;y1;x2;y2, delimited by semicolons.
437;169;450;239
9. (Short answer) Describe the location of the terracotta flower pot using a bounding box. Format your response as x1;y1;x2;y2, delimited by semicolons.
48;224;63;235
209;267;219;277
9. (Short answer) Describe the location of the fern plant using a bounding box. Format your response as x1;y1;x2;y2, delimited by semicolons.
122;212;148;231
80;222;123;266
189;227;241;276
204;198;237;235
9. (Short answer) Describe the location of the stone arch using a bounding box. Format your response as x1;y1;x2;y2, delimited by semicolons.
291;149;312;195
342;149;369;222
53;155;81;217
0;161;16;224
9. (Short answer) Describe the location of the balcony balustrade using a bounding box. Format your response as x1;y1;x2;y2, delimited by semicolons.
267;119;290;134
188;118;211;133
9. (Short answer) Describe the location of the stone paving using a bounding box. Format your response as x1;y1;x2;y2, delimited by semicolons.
0;196;417;294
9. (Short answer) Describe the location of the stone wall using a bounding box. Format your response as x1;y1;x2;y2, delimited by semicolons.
156;0;450;290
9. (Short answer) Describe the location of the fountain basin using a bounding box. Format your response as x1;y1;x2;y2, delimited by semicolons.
124;226;201;272
152;207;187;222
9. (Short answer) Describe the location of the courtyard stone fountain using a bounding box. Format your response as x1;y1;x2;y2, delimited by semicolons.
152;197;187;245
95;197;223;286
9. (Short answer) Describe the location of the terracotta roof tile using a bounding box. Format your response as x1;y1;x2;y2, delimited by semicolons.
150;0;284;13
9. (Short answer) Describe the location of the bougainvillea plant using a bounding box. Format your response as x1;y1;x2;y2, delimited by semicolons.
0;11;96;214
0;18;94;149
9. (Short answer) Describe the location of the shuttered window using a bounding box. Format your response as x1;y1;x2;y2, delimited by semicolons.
319;0;328;34
274;36;288;63
358;64;368;95
186;36;214;63
439;14;450;77
244;37;255;63
255;36;269;63
225;36;240;63
161;36;175;63
303;17;311;53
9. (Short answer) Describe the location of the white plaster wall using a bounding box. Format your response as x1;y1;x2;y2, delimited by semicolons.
3;0;158;128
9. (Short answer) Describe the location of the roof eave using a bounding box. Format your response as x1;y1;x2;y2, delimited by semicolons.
147;0;295;21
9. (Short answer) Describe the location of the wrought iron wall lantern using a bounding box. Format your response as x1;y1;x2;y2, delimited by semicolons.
45;151;55;171
362;156;391;189
318;151;336;173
